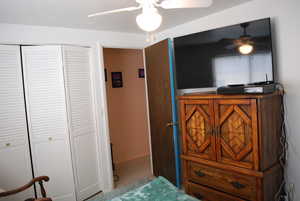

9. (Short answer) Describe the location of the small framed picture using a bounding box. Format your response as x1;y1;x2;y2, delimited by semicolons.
104;68;107;82
138;68;144;78
111;72;123;88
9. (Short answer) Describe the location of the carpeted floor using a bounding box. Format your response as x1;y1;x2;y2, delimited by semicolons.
88;177;153;201
88;177;198;201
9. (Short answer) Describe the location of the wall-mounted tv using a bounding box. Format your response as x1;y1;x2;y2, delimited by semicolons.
174;18;274;90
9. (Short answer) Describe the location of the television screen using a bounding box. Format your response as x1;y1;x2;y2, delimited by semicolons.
174;18;274;90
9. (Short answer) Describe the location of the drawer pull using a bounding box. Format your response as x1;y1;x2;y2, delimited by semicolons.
208;127;212;136
230;181;246;189
48;137;53;141
194;193;204;199
194;170;206;177
6;143;11;147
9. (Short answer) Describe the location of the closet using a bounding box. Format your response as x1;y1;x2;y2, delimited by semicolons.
62;46;101;200
0;45;101;201
0;45;34;201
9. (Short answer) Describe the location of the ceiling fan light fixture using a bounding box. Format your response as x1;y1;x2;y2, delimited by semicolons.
136;8;162;32
88;0;214;33
239;43;253;55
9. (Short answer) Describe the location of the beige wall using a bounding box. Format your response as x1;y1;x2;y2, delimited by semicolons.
103;48;150;164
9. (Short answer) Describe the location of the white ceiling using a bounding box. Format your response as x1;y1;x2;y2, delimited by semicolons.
0;0;251;34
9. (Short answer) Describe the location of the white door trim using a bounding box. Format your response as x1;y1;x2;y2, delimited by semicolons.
90;43;114;192
142;49;154;174
94;45;154;192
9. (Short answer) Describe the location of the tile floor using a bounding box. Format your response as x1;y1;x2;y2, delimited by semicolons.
114;155;153;189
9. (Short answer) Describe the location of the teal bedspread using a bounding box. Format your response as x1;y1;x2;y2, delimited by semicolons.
89;177;199;201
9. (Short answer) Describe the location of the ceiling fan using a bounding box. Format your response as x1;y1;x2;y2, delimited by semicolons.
220;23;269;55
88;0;213;32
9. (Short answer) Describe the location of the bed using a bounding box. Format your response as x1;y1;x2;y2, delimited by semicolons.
88;177;199;201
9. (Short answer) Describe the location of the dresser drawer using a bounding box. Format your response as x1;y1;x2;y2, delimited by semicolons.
187;182;247;201
188;162;256;200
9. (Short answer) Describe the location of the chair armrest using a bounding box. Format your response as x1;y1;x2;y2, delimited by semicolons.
0;176;49;197
34;198;52;201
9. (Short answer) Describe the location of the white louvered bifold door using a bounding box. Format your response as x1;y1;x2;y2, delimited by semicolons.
62;46;100;200
0;45;34;201
21;46;76;201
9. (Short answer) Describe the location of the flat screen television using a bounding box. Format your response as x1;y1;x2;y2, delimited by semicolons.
174;18;274;91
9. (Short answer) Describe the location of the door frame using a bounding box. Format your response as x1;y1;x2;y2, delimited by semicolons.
95;44;154;192
142;48;154;175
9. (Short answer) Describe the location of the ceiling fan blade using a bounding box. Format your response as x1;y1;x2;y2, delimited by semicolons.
225;44;237;50
252;36;271;43
159;0;213;9
88;6;141;18
218;38;235;44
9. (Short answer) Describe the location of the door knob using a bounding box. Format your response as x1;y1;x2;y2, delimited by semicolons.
166;122;178;127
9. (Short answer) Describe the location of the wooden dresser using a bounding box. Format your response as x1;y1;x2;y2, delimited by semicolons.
178;92;283;201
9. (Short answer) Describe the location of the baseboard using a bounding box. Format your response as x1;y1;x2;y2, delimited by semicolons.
115;154;150;165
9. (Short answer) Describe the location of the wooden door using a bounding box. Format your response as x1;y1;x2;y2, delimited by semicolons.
144;39;178;185
180;100;216;160
0;45;34;201
22;46;76;201
62;46;101;200
214;99;259;170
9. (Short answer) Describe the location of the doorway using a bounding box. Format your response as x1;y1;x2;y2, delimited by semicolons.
103;48;153;189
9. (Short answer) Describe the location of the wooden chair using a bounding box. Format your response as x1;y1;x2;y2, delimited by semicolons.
0;176;52;201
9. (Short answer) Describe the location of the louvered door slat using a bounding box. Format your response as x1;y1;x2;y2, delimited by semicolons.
22;47;68;141
22;46;76;201
0;46;28;143
63;48;95;136
63;46;100;200
0;45;34;201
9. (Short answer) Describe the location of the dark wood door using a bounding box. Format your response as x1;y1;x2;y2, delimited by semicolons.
145;39;176;184
180;100;216;161
214;99;259;170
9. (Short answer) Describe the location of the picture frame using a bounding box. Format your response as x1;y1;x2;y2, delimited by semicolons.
138;68;145;78
104;68;107;82
111;72;123;88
